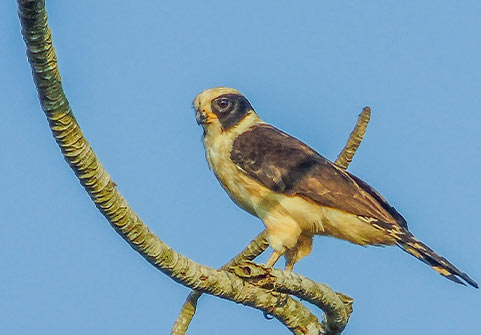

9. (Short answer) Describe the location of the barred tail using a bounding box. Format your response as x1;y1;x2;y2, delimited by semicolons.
396;231;478;288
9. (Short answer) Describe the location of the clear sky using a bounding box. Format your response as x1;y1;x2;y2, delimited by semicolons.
1;1;480;334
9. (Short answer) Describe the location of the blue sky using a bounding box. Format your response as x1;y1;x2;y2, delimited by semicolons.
1;1;480;334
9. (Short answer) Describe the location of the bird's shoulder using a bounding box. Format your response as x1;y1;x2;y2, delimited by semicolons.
230;123;407;227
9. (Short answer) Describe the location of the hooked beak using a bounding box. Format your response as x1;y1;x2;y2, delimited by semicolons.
195;108;209;125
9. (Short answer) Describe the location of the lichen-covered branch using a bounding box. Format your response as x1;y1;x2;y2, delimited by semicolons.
16;1;341;334
231;262;353;335
172;231;270;334
336;106;371;169
173;107;371;333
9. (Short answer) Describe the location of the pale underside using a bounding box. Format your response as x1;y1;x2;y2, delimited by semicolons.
202;113;395;265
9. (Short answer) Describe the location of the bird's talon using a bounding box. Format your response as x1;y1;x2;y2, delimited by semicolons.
276;294;289;308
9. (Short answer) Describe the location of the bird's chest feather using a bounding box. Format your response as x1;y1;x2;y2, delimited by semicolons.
202;125;320;229
203;129;269;216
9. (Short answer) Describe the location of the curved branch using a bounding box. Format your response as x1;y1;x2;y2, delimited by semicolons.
231;262;353;335
17;1;330;333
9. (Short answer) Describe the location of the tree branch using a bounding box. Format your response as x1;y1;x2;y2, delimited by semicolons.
231;262;353;335
336;107;371;169
172;231;270;335
18;1;371;334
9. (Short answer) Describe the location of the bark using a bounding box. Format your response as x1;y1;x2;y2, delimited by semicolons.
336;107;371;170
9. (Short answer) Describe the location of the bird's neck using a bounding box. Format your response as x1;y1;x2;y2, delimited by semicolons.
203;112;262;146
202;112;263;170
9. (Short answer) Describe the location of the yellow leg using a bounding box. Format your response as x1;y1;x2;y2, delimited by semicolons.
284;259;295;271
265;250;283;268
283;234;313;271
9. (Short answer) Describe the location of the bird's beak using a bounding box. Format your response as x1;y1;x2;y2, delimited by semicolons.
195;108;209;125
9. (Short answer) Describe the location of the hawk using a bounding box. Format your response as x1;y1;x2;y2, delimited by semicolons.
194;86;477;288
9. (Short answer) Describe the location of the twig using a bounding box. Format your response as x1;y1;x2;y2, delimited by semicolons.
336;106;371;169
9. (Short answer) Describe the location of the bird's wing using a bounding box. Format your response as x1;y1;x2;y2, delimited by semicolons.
230;124;407;226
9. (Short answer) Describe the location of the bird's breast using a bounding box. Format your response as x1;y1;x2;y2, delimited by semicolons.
203;130;267;217
203;127;323;231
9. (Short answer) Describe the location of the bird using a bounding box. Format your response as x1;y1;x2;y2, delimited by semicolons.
193;86;478;288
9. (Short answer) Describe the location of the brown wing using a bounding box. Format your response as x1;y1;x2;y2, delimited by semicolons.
230;124;407;226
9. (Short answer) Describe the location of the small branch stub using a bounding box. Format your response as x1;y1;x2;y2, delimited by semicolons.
336;106;371;170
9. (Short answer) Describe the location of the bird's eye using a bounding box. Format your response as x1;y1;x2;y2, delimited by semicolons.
217;98;231;111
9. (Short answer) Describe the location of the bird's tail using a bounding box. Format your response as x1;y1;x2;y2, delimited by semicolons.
396;231;478;288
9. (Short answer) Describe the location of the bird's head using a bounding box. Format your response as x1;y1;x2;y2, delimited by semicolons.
193;87;255;133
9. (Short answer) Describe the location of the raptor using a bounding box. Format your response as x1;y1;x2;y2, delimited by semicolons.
194;86;477;288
